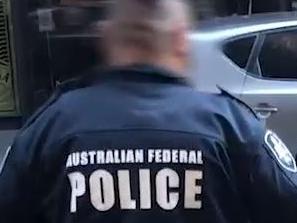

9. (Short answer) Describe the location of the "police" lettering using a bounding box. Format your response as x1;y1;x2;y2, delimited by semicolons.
68;168;203;213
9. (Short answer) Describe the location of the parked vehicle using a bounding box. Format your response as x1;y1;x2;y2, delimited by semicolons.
189;12;297;154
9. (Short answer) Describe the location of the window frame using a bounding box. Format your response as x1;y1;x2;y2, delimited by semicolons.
246;26;297;82
222;34;258;70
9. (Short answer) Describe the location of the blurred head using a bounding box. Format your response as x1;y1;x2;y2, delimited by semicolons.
103;0;193;75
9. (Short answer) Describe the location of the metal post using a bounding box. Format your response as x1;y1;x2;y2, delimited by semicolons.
248;0;253;15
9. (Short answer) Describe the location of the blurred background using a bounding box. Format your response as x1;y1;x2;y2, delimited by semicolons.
1;0;297;156
1;0;296;117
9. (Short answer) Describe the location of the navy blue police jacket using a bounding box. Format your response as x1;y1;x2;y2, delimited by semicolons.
1;64;297;223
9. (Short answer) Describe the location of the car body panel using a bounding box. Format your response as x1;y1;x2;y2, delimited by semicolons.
242;75;297;154
194;19;297;41
189;36;246;95
195;12;297;40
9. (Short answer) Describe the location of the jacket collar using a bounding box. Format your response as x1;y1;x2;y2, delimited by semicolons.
57;64;190;93
94;64;190;86
23;64;189;128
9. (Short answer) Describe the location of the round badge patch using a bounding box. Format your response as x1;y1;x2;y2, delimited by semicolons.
265;130;297;173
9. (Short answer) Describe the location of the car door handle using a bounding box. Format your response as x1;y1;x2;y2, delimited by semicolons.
254;107;278;113
254;105;278;119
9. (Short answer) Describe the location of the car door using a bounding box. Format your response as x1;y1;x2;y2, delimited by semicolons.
241;28;297;155
191;34;256;94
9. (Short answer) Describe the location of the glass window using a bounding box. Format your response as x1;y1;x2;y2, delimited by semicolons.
259;30;297;79
223;36;256;69
22;0;110;112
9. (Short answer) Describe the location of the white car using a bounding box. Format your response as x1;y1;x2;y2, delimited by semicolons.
190;12;297;154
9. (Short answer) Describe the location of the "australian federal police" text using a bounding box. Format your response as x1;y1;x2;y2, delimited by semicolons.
66;149;203;213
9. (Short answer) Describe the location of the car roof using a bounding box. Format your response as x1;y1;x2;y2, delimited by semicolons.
192;12;297;41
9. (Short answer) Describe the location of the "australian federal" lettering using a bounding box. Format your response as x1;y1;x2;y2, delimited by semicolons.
66;149;203;167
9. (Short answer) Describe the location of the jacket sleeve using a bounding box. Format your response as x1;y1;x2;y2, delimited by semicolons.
0;103;61;222
225;99;297;223
242;128;297;223
230;115;297;223
0;125;43;222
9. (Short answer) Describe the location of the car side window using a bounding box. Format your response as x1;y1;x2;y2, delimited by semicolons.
259;30;297;79
223;36;256;69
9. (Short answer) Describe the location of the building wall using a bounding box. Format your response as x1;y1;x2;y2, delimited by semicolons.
194;0;294;19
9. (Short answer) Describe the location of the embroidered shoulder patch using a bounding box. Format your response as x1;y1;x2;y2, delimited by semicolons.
265;130;297;173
